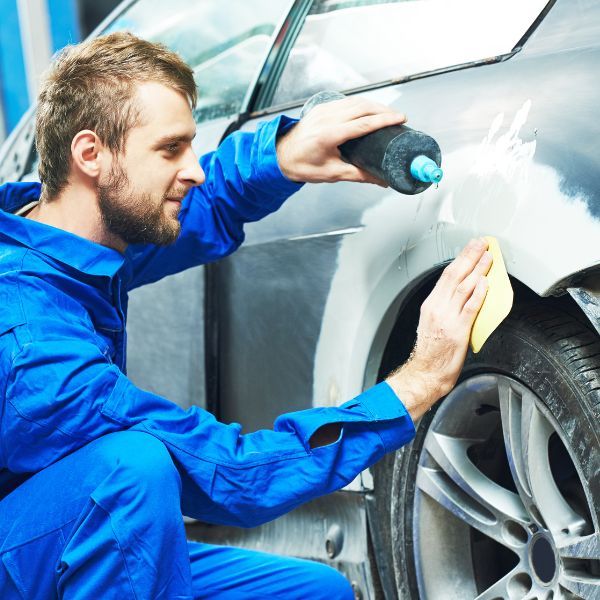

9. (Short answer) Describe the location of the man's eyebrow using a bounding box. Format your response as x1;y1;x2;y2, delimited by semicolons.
153;132;196;147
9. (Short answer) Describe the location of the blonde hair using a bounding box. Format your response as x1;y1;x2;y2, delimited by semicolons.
36;32;197;198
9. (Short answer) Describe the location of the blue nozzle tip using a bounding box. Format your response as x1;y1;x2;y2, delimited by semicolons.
410;155;444;184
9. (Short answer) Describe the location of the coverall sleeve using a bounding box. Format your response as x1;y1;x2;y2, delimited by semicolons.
4;336;415;528
124;115;303;290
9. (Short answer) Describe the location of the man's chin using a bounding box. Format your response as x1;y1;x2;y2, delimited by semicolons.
121;221;180;246
163;225;181;245
156;219;181;246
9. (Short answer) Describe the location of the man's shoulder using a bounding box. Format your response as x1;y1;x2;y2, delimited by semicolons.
0;244;94;350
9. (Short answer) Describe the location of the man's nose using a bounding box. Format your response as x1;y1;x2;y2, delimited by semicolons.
179;148;205;186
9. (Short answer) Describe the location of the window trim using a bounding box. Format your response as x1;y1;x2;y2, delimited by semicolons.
250;0;557;116
218;0;311;143
248;0;314;113
239;0;300;114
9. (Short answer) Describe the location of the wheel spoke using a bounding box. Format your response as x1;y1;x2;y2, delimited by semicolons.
559;571;600;599
418;431;529;549
526;404;588;538
557;533;600;599
557;533;600;560
498;379;534;503
417;464;506;546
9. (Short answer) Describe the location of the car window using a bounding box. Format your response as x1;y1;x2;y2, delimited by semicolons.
271;0;549;106
105;0;290;123
6;0;291;184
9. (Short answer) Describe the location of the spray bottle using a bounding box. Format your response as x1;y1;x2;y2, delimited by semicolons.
301;91;443;195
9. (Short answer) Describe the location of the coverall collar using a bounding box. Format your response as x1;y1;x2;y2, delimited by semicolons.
0;181;125;278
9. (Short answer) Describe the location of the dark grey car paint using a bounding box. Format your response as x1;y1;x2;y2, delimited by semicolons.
216;235;341;428
216;0;599;430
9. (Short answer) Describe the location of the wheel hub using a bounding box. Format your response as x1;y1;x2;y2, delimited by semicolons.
529;533;557;585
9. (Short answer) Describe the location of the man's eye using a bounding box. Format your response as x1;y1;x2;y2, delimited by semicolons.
164;144;179;154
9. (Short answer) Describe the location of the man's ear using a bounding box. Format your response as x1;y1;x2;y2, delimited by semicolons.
70;130;106;180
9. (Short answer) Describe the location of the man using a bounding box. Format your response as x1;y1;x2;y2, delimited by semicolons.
0;33;491;598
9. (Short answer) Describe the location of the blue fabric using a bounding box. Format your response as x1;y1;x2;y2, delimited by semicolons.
0;431;354;599
0;115;416;596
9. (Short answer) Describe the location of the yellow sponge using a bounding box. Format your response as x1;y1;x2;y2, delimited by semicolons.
470;236;514;353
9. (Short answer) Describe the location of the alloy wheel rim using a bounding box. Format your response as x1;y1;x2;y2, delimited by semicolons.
411;373;600;599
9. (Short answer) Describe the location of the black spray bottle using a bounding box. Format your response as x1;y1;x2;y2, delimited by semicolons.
301;91;443;195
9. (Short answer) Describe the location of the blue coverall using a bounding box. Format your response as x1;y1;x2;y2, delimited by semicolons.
0;116;416;599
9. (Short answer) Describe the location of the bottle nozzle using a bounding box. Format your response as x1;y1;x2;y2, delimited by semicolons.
410;155;443;184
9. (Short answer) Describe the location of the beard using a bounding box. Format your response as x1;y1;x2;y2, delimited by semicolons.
97;160;182;246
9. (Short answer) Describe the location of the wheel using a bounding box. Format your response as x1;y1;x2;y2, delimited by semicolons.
386;301;600;599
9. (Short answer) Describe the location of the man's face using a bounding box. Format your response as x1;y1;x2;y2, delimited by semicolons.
97;82;205;246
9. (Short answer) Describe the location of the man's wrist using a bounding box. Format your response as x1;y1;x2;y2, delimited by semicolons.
385;362;441;421
275;128;303;183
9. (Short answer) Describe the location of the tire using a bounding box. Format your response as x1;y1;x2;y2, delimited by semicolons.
373;300;600;600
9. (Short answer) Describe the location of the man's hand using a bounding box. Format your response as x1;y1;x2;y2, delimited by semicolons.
386;238;492;421
276;96;407;185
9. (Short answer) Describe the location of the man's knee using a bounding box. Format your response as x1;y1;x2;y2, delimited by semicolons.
57;433;190;597
92;431;181;501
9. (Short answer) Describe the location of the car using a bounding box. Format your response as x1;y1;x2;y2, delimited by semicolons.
1;0;598;598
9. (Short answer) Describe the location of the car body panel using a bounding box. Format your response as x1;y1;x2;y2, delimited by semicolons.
214;0;600;434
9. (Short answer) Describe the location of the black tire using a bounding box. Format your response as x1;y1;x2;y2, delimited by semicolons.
372;300;600;599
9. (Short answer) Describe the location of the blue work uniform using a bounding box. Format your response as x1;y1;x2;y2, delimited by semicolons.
0;116;416;599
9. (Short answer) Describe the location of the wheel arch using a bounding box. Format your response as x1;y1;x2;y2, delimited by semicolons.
369;270;599;388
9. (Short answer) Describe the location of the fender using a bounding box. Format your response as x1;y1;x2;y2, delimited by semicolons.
312;99;600;416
